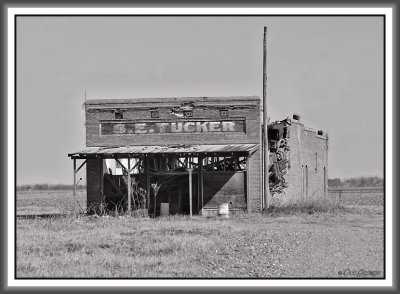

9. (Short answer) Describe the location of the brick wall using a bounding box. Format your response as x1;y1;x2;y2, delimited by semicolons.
85;97;260;146
84;96;263;212
247;148;262;212
86;158;103;213
283;119;328;203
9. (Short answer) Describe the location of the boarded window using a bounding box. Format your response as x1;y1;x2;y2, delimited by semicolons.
219;109;229;117
184;110;193;117
115;112;123;119
150;110;159;118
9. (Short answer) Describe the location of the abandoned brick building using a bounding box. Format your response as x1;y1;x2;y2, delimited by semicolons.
268;115;328;204
68;96;328;216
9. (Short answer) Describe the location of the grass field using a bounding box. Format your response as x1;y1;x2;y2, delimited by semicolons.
15;190;384;278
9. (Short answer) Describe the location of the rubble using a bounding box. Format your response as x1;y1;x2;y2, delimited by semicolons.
268;118;291;196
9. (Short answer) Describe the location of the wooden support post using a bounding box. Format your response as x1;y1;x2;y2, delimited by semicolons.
73;159;76;215
198;158;203;216
127;157;131;215
145;157;151;216
197;157;200;213
153;186;157;218
76;160;86;173
188;168;193;217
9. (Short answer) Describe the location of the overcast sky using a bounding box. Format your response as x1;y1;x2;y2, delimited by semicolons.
16;16;384;185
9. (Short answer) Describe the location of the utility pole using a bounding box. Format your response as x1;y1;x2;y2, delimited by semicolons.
263;26;270;210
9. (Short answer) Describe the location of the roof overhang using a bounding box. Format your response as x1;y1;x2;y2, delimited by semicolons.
68;144;259;159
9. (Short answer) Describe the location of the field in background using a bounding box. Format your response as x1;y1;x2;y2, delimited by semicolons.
16;188;384;216
328;187;384;206
15;189;384;278
17;190;86;216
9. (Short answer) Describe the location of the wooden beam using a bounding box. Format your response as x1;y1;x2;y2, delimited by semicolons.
127;157;131;215
188;168;193;217
149;171;188;175
130;158;141;173
99;158;103;206
75;160;87;174
177;158;186;168
145;157;150;216
246;155;250;212
114;158;128;173
73;159;76;215
198;157;203;215
152;158;157;172
188;161;198;167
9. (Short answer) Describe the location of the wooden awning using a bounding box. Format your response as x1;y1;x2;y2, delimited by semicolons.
68;144;259;159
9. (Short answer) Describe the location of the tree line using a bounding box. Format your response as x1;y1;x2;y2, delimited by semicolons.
328;176;383;188
17;184;86;191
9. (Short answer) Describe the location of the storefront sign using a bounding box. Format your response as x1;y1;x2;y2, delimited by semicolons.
100;120;245;135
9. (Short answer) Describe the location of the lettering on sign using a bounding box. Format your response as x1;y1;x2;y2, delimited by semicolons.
100;120;245;135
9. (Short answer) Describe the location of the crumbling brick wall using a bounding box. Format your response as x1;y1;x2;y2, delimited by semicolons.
282;118;328;203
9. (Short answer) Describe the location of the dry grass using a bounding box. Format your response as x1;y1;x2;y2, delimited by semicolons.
265;198;347;216
16;190;384;278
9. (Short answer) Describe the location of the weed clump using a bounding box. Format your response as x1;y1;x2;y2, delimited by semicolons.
265;198;348;216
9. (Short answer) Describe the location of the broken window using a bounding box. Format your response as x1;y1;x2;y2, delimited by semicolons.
115;111;123;119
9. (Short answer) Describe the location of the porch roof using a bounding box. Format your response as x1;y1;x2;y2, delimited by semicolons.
68;144;259;159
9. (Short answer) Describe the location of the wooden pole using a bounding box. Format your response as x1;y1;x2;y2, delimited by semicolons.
263;26;271;210
198;158;203;216
73;159;76;215
188;168;193;217
145;157;150;216
127;157;131;215
197;157;201;214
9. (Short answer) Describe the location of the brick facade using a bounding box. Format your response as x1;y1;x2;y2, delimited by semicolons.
84;96;262;213
279;118;328;204
85;97;260;147
82;97;328;213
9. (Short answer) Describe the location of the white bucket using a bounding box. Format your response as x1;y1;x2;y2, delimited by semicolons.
160;203;169;216
218;203;229;218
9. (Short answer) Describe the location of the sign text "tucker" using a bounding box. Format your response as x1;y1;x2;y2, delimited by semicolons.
101;120;245;135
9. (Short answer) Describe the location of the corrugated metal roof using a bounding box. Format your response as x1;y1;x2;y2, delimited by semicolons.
68;144;259;158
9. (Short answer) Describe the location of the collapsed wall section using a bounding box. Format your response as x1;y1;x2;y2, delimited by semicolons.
268;115;328;204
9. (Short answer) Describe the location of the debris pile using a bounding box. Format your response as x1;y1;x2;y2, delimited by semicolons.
268;118;291;196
